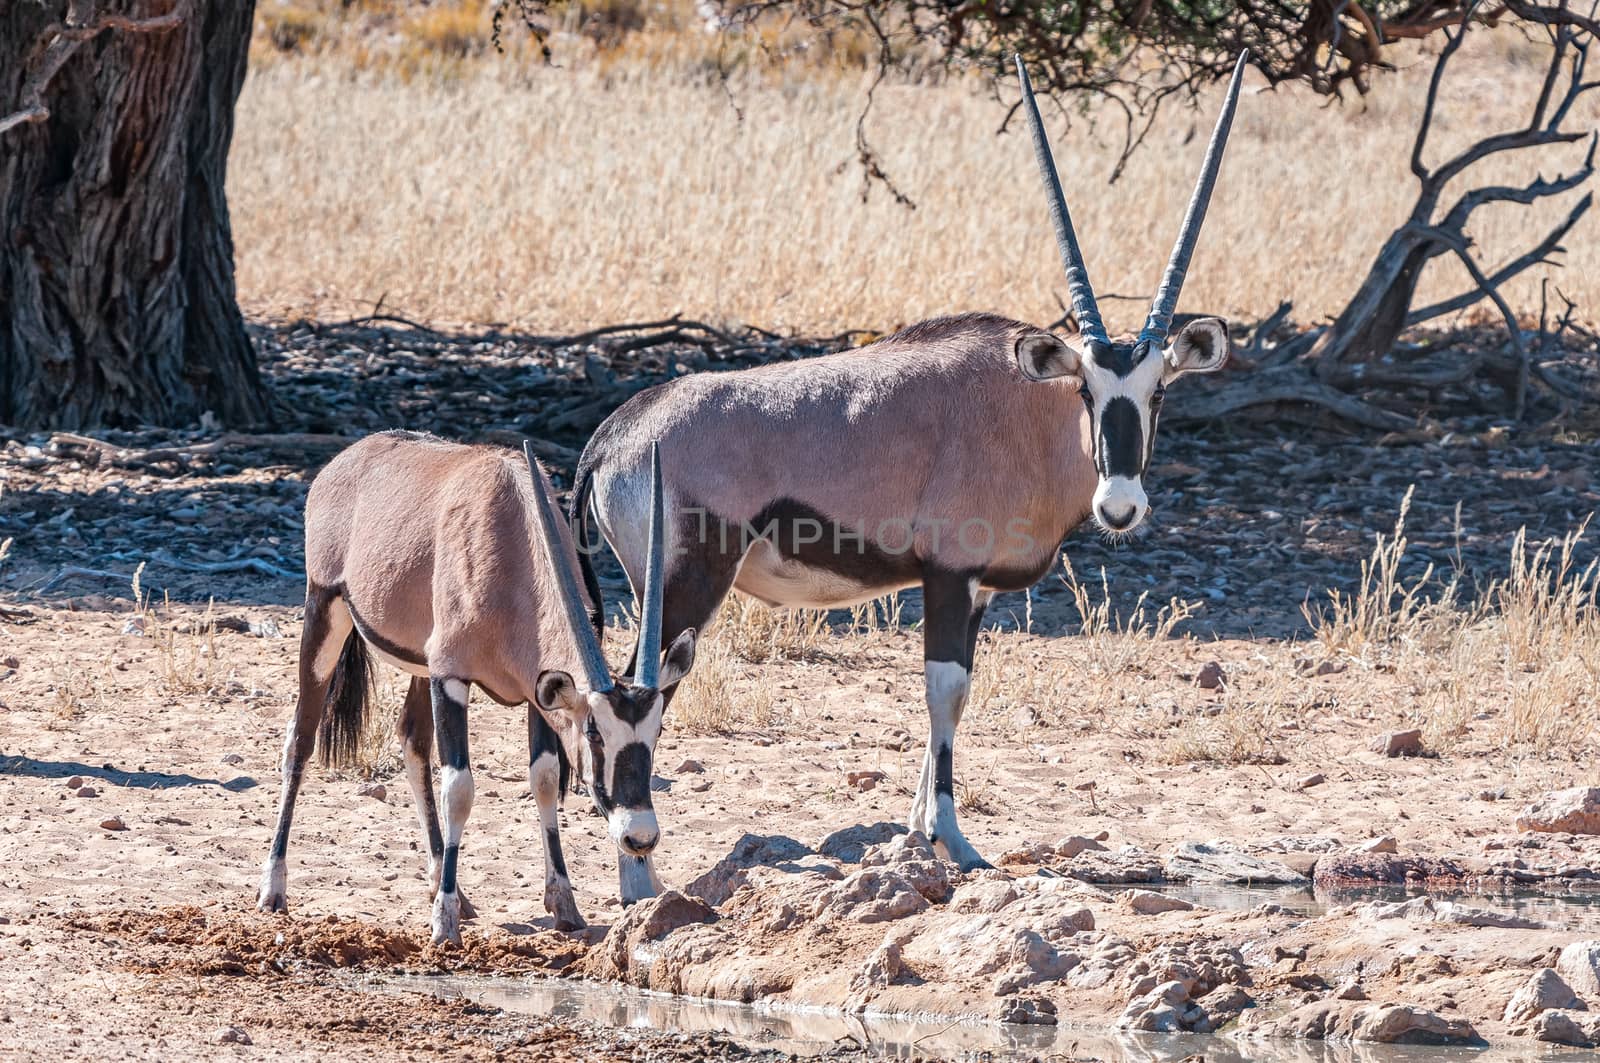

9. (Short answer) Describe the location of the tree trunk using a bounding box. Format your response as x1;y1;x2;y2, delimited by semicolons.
0;1;270;430
1309;231;1439;381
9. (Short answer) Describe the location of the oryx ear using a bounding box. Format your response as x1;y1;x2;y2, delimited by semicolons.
1015;332;1082;382
535;670;582;714
657;629;697;691
1164;317;1230;380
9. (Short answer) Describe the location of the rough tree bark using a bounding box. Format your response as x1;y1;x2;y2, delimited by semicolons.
0;0;271;430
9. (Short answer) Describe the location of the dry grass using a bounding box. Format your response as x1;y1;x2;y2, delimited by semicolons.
232;14;1598;332
1307;498;1600;759
673;628;778;735
712;593;833;663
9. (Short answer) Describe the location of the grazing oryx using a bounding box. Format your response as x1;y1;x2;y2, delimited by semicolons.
257;432;694;943
572;54;1249;870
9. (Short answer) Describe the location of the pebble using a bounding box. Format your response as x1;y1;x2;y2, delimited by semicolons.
1357;836;1398;854
100;816;126;831
1298;773;1325;790
847;770;886;792
1369;729;1424;758
214;1026;252;1045
220;753;245;766
65;776;83;789
1195;661;1226;690
688;778;711;793
357;782;387;802
75;785;99;798
676;758;705;774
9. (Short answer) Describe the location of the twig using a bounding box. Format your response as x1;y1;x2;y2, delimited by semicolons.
147;552;304;582
38;565;135;594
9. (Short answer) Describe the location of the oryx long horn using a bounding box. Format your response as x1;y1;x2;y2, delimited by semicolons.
523;442;612;693
1016;55;1108;347
1141;50;1251;346
633;442;666;688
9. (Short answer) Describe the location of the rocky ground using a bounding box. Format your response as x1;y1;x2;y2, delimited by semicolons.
1;318;1598;1058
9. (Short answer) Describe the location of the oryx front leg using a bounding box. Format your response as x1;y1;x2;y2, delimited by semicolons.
400;678;477;921
258;590;352;913
912;574;992;872
530;711;584;930
429;676;475;946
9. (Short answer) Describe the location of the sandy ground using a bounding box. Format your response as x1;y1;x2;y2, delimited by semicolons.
1;598;1597;1058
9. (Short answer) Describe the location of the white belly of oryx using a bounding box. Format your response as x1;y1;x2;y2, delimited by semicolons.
732;540;903;609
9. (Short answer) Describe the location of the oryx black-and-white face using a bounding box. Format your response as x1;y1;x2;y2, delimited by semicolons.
1016;317;1230;534
1013;49;1248;533
534;628;696;857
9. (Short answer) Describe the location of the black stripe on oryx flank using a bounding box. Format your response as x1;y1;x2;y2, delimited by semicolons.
545;826;568;879
1099;396;1145;478
610;742;654;809
342;593;427;668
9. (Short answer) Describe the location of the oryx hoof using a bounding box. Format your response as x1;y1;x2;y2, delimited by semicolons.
257;864;288;913
933;835;992;874
545;886;586;932
431;890;463;947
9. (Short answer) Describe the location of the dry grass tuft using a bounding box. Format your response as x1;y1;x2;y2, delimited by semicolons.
714;594;833;663
1307;499;1600;758
673;627;778;735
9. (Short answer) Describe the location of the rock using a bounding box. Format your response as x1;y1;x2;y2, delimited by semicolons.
99;816;126;831
1531;1009;1600;1047
861;831;935;866
1190;984;1253;1032
1165;841;1307;885
817;822;907;863
1353;1005;1480;1045
1273;1001;1480;1045
997;842;1056;867
1313;852;1467;888
1334;977;1368;1000
1195;661;1226;689
1298;773;1325;790
688;778;711;792
75;785;99;799
948;877;1021;914
637;891;718;940
1556;940;1600;999
1369;729;1425;757
676;758;705;774
213;1026;251;1045
1504;968;1583;1025
1517;788;1600;835
812;868;928;924
580;890;721;985
1061;847;1167;884
852;934;905;990
683;833;815;906
219;753;244;767
65;775;84;789
1357;836;1398;854
1121;890;1194;915
357;782;386;802
846;770;884;792
1116;979;1191;1032
1054;835;1108;858
996;995;1057;1025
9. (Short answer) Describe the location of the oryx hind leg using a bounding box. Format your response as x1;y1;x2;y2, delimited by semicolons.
258;587;353;912
909;573;992;871
399;677;476;920
428;675;475;945
529;709;584;930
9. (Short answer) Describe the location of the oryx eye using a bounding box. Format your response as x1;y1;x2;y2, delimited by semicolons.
585;719;601;744
1151;386;1165;409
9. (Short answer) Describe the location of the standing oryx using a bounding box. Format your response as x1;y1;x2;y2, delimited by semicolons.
257;431;694;943
572;54;1249;870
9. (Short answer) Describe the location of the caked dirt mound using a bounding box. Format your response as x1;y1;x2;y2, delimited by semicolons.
62;905;586;977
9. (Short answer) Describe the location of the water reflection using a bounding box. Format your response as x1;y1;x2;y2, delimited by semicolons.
1136;882;1600;930
397;974;1598;1062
